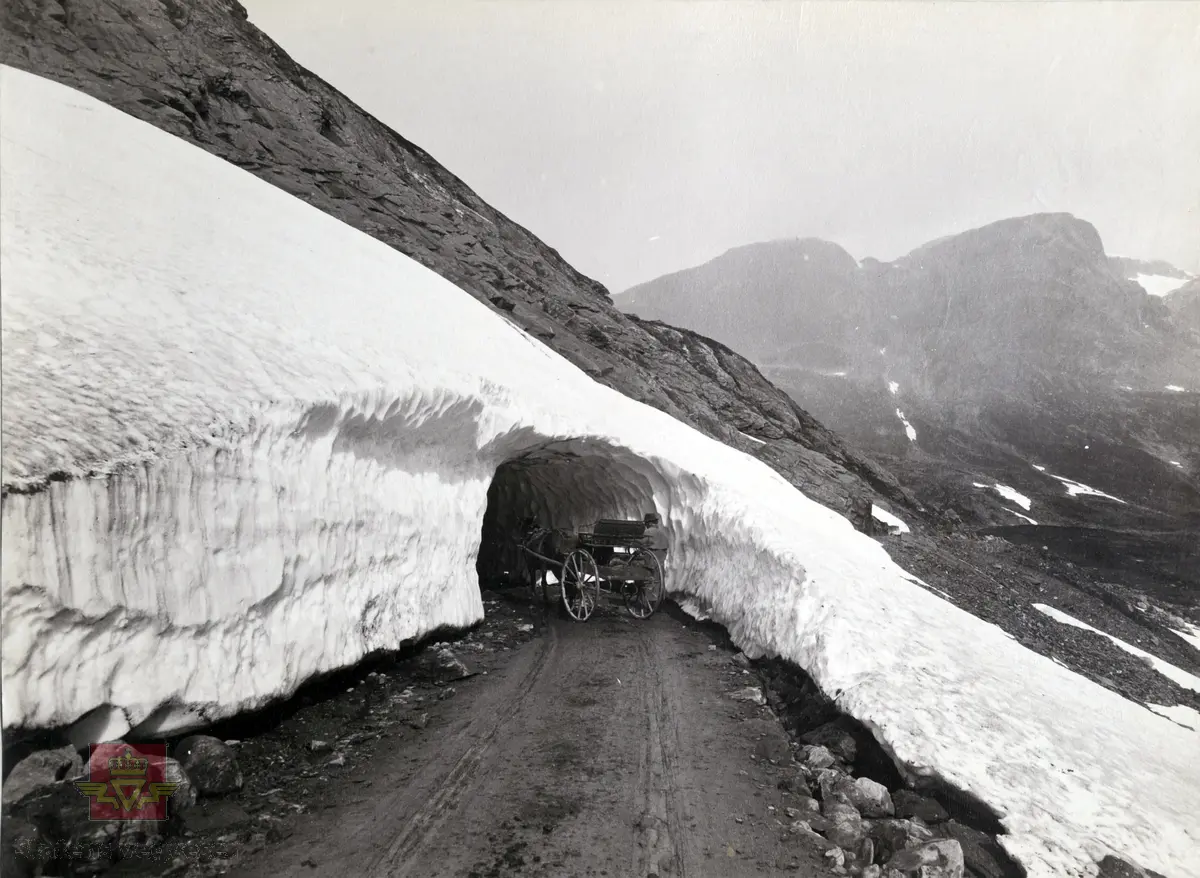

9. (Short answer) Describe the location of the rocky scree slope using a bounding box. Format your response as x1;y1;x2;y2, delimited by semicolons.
0;0;909;516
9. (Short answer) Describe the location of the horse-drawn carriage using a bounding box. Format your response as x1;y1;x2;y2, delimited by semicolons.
515;514;666;621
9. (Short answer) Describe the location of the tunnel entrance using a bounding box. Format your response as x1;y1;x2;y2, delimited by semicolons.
475;439;663;592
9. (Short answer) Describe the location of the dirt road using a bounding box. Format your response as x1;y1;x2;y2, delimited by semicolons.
227;607;829;878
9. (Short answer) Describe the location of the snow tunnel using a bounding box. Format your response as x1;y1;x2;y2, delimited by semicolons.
476;438;666;590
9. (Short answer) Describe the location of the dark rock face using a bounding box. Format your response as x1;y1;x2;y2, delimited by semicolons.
0;0;912;518
1;746;82;806
892;789;950;825
174;735;242;796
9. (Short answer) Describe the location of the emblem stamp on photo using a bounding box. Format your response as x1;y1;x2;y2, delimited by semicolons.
74;743;178;821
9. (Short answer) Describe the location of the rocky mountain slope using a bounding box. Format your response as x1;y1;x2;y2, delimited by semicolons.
620;238;862;363
618;220;1200;590
0;0;910;516
621;215;1200;401
1165;278;1200;328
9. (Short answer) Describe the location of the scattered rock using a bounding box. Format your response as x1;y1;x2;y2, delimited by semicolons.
825;847;846;868
796;796;821;814
164;756;197;812
411;646;472;684
857;836;876;868
789;820;840;852
938;820;1020;878
802;745;836;769
327;753;346;767
823;797;865;849
800;721;858;763
409;712;429;730
308;739;332;753
884;839;965;878
867;818;935;863
892;789;949;824
850;777;894;818
1;745;83;805
776;768;812;795
732;653;752;668
729;686;766;705
175;735;244;795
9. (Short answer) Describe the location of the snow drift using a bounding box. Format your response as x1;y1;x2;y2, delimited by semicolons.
2;67;1197;877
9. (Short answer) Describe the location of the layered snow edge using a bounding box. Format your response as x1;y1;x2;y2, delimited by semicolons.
2;68;1198;878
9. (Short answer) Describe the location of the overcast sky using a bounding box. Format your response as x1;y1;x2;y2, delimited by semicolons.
242;1;1199;291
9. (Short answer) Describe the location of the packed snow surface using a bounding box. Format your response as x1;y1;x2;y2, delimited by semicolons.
1147;704;1200;733
1033;605;1200;694
869;505;910;534
4;68;1199;877
1135;273;1191;297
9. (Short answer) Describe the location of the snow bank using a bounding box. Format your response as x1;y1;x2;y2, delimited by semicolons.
3;68;1199;877
870;504;910;534
1147;704;1200;733
1033;605;1200;694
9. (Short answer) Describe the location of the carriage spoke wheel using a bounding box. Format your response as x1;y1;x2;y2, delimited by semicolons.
561;550;600;622
625;549;664;619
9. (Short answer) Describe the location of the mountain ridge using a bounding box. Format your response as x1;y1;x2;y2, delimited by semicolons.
0;0;913;517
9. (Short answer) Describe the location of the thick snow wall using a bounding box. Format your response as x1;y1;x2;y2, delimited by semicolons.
2;68;1198;877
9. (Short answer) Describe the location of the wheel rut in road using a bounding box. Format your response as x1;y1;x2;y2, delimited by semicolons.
230;607;830;878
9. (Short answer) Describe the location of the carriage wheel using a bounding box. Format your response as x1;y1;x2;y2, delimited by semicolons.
561;550;600;622
625;550;664;619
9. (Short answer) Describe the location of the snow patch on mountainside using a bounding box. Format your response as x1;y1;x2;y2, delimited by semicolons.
1006;508;1038;525
973;482;1033;511
870;505;910;534
1033;605;1200;694
1135;273;1191;298
4;68;1199;878
1042;473;1127;504
894;409;917;442
1171;622;1200;653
